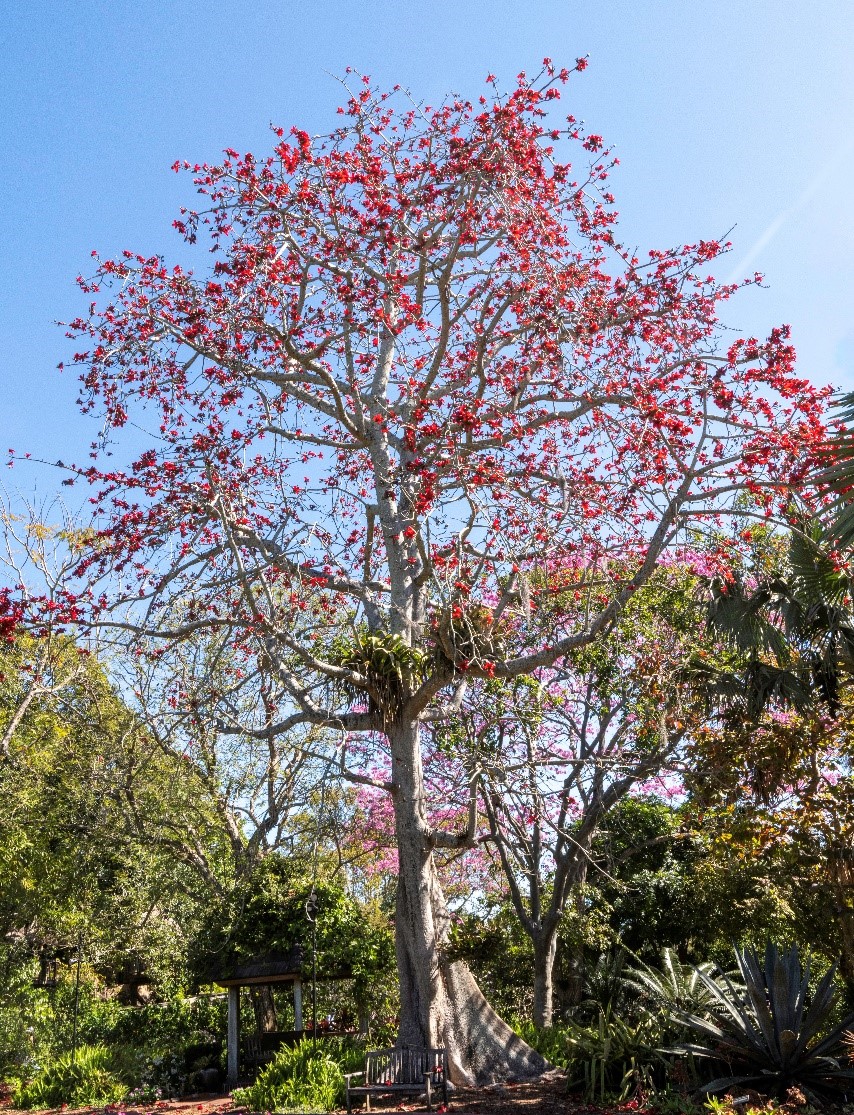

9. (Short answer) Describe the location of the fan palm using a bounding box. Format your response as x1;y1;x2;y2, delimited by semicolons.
697;518;854;720
815;390;854;550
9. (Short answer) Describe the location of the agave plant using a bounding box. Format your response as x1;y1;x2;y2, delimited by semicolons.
677;942;854;1103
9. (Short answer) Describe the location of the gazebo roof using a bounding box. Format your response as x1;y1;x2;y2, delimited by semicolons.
211;946;352;987
212;946;306;987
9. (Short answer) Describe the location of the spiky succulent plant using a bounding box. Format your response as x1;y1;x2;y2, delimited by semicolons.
677;943;854;1103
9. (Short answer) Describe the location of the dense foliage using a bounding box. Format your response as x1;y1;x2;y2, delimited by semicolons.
231;1040;360;1113
13;1045;128;1109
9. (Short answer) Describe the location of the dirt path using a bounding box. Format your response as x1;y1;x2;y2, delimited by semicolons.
1;1074;668;1115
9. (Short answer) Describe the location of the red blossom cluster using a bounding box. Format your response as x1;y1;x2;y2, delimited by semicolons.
5;63;823;723
0;588;23;643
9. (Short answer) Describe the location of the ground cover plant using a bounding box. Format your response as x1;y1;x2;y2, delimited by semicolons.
12;1044;128;1109
231;1039;363;1113
519;1010;669;1102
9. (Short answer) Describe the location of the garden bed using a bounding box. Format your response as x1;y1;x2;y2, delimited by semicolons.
6;1075;844;1115
0;1074;651;1115
0;1075;685;1115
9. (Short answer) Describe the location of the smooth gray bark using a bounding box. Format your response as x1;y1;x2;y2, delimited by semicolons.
532;931;558;1029
389;718;547;1084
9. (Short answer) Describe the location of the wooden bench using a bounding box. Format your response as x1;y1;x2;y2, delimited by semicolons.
243;1031;276;1073
345;1046;449;1113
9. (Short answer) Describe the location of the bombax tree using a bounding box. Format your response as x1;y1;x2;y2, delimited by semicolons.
55;62;827;1080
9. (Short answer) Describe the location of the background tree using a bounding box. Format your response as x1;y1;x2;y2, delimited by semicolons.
0;634;214;1070
446;563;704;1027
122;626;342;894
682;519;854;986
20;63;829;1080
192;855;396;1033
449;796;811;1027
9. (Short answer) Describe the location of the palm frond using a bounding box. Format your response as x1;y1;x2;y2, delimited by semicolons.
813;391;854;549
789;522;850;610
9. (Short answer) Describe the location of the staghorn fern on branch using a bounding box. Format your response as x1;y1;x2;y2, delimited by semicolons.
329;629;429;718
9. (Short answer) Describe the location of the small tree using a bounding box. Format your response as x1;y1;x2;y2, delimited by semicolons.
28;63;828;1079
465;563;703;1027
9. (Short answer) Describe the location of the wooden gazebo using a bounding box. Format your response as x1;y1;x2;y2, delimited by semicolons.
213;946;353;1086
213;946;307;1086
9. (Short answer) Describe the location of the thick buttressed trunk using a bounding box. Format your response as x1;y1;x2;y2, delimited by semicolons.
532;932;558;1029
390;719;548;1085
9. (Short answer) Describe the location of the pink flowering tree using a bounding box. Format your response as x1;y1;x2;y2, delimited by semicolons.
22;62;830;1079
452;562;705;1028
339;563;706;1029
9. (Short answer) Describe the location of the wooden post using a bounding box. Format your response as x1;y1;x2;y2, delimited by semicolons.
293;977;303;1032
227;984;240;1087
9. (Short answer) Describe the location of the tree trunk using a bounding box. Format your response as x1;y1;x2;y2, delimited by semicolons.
250;984;278;1034
532;931;558;1029
834;896;854;992
556;876;589;1017
390;718;548;1085
556;953;584;1018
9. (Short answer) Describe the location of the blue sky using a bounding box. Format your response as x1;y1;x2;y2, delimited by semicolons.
2;0;853;480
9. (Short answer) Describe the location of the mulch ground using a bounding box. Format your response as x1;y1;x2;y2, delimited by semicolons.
0;1074;654;1115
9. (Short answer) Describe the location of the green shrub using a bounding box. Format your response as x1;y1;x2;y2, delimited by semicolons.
517;1011;670;1102
317;1035;366;1075
0;953;126;1078
97;993;226;1054
232;1040;344;1113
14;1043;128;1109
564;1008;669;1101
513;1020;571;1068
